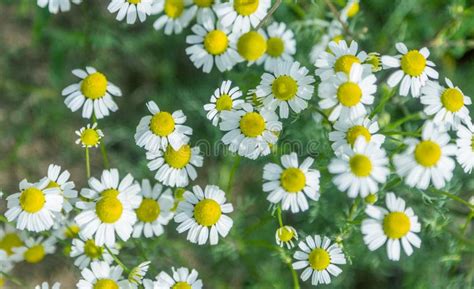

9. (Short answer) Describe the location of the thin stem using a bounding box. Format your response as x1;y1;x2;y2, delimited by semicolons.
382;130;421;137
322;0;352;38
385;112;422;130
0;215;8;223
276;205;284;227
0;271;26;287
105;245;129;273
370;88;396;119
226;155;241;200
100;141;110;169
256;0;282;30
85;147;91;179
288;261;301;289
430;190;474;210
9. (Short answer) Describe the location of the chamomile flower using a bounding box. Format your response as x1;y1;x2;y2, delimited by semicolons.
42;164;77;213
329;137;389;198
310;20;344;64
329;116;385;152
214;0;270;33
275;225;298;249
204;80;244;126
133;179;174;238
135;101;192;152
263;153;321;213
12;236;56;264
456;124;474;173
315;40;369;80
152;0;194;35
70;238;117;269
219;103;282;159
188;0;219;25
75;168;141;246
382;42;438;97
0;225;24;257
5;179;63;232
361;192;421;261
107;0;154;24
393;121;456;190
318;63;376;122
34;282;61;289
154;267;203;289
257;22;296;71
146;144;203;187
37;0;81;14
292;235;346;286
175;185;233;245
235;30;267;64
420;78;472;130
341;0;359;20
256;60;315;118
77;261;128;289
54;219;80;240
186;21;240;73
76;123;104;148
128;261;151;288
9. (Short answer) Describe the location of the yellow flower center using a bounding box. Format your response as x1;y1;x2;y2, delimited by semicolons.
237;31;267;61
337;82;362;107
239;112;265;137
102;189;119;198
193;199;222;226
65;225;80;239
81;72;108;100
0;233;23;255
24;245;45;264
266;37;284;57
401;50;426;77
308;248;331;271
204;30;228;55
164;144;192;169
128;0;141;4
84;239;103;259
20;187;46;213
334;55;360;74
349;154;372;177
46;181;60;189
346;125;371;146
346;2;359;18
172;282;192;289
96;197;123;223
383;212;411;239
277;227;294;242
172;187;186;211
94;279;119;289
414;140;441;167
193;0;213;7
280;168;306;192
164;0;184;18
234;0;259;16
81;128;101;147
272;75;298;101
215;94;233;111
441;88;464;112
150;111;175;137
136;198;161;223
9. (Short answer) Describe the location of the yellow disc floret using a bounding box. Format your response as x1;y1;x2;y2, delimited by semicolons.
164;145;192;169
150;112;175;136
383;212;410;239
234;0;259;16
81;72;108;100
101;189;119;198
24;245;45;264
240;112;265;137
172;282;192;289
0;233;23;255
334;55;360;74
193;0;213;7
215;94;233;111
266;37;285;57
280;168;306;192
128;0;141;4
237;31;267;61
164;0;184;18
349;154;372;177
337;82;362;107
401;50;426;77
346;125;371;146
20;187;46;213
65;225;80;239
193;199;222;226
96;197;123;223
204;30;228;55
441;88;464;112
308;248;331;271
272;75;298;101
84;239;103;259
277;226;295;242
136;198;161;223
94;279;119;289
81;128;101;147
414;140;441;167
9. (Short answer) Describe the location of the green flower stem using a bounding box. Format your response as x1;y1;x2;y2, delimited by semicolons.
370;88;396;119
105;245;129;273
430;189;474;210
100;141;110;169
255;0;282;30
85;147;91;179
0;215;7;223
0;271;25;287
385;112;422;130
276;205;284;227
288;261;301;289
226;155;241;200
381;130;421;137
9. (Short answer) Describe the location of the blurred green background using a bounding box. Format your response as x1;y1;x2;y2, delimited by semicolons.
0;0;473;288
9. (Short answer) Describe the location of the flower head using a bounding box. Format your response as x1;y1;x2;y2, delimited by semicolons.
76;123;104;148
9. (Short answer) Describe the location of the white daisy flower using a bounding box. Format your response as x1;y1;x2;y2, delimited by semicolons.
315;40;369;80
5;179;63;232
329;116;385;152
329;137;390;198
219;103;282;159
204;80;244;126
152;0;194;35
53;219;81;240
76;123;104;148
62;67;122;119
361;192;422;261
257;22;296;72
393;121;456;190
42;164;78;213
186;20;240;73
132;179;174;238
292;235;346;286
37;0;81;14
135;100;192;152
318;63;377;122
382;42;438;97
34;282;61;289
75;168;141;246
11;236;56;264
275;225;298;249
256;60;315;119
127;261;151;289
420;78;472;130
214;0;270;33
107;0;154;24
188;0;220;25
70;238;117;269
309;20;344;64
154;267;203;289
77;261;128;289
234;30;267;64
0;225;25;257
456;124;474;173
263;152;321;213
175;185;233;245
146;144;203;187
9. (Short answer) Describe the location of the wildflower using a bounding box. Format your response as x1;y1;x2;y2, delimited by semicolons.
76;261;128;289
37;0;81;14
258;22;296;72
275;226;298;249
152;0;194;35
70;237;117;269
204;80;244;126
456;124;474;173
12;237;56;264
154;267;203;288
214;0;271;33
107;0;154;24
329;116;385;152
235;30;267;63
42;164;78;213
76;123;104;148
128;261;151;288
